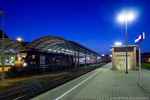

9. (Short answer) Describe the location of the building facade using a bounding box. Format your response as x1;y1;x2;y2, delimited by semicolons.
111;45;137;71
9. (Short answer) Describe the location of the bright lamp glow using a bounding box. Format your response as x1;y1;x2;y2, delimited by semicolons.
17;37;23;42
118;12;135;22
115;42;122;46
18;57;22;60
23;63;27;66
127;13;134;21
118;14;126;22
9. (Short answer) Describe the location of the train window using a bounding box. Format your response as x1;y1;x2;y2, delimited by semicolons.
0;55;1;64
40;56;45;64
32;55;35;59
17;53;27;58
5;56;10;63
53;57;55;61
56;60;60;64
22;53;27;58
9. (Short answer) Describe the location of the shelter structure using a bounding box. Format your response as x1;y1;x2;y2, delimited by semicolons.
111;45;137;71
24;36;101;67
0;38;24;66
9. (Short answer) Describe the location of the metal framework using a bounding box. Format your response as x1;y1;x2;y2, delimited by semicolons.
0;38;24;54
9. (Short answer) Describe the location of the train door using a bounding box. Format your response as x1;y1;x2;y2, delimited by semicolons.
28;54;40;72
40;55;47;70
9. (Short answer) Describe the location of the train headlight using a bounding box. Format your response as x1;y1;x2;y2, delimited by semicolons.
18;57;22;60
23;63;27;66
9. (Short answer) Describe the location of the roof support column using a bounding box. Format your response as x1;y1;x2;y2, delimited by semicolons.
90;53;92;65
85;50;86;66
93;54;94;65
74;47;77;68
78;48;80;67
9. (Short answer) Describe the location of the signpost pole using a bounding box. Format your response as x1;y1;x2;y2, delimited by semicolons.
135;32;145;88
0;11;5;86
139;43;141;87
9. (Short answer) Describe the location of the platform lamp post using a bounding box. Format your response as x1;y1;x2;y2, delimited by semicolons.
0;11;5;86
115;42;122;46
118;12;135;74
17;37;23;45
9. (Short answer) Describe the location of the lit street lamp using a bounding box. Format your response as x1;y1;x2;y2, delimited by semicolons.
115;42;122;46
102;54;105;57
0;11;5;85
118;12;135;74
17;37;23;45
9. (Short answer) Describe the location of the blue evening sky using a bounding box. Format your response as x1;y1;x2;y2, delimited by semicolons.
0;0;150;54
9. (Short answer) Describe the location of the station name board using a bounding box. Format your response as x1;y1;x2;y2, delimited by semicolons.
135;32;145;44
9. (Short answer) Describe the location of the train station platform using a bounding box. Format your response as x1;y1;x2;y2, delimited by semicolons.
32;63;150;100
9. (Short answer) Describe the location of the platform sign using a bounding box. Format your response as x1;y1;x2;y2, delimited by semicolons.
135;32;145;88
135;32;145;44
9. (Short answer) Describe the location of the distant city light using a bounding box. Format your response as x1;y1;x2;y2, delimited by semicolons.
17;37;23;42
109;55;112;57
115;42;122;46
102;54;105;56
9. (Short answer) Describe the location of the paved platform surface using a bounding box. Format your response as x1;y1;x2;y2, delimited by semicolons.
32;63;150;100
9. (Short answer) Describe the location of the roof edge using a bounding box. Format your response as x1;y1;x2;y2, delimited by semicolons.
111;45;138;48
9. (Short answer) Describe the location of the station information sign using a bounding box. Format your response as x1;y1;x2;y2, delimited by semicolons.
135;32;145;88
135;32;145;44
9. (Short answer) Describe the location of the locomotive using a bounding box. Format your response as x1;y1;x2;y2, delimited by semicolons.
12;50;100;73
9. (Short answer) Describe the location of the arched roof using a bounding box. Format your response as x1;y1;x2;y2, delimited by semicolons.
25;36;99;55
0;36;100;57
24;36;75;55
70;41;99;56
24;36;100;57
0;38;24;54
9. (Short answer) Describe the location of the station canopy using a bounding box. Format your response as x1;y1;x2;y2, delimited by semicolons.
0;31;100;57
0;38;24;54
24;36;100;57
70;41;99;56
24;36;75;55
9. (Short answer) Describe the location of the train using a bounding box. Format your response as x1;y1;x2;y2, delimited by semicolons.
11;50;100;73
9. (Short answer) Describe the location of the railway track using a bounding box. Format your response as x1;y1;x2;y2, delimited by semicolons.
0;64;106;100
